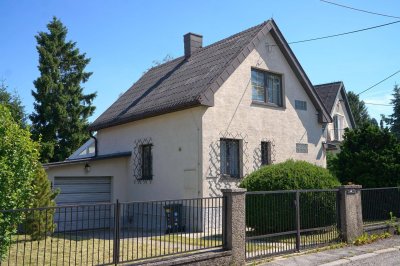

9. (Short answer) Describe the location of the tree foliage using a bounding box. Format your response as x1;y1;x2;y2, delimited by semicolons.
30;17;96;163
347;91;373;127
0;80;27;127
24;166;58;240
0;105;40;258
383;85;400;139
329;124;400;188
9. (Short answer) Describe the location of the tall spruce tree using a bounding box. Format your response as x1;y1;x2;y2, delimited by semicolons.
384;84;400;139
347;91;372;127
30;17;96;162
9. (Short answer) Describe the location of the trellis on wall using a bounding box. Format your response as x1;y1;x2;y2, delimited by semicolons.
253;138;276;171
207;131;249;179
131;137;153;184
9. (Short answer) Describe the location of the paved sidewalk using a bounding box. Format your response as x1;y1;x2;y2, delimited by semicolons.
258;236;400;266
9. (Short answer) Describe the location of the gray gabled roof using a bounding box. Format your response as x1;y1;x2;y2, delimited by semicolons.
314;81;356;128
89;19;331;131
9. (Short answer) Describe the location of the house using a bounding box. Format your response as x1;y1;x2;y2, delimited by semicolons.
314;81;356;151
45;19;334;205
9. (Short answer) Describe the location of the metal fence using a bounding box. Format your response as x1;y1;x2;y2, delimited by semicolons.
361;187;400;226
245;189;341;260
0;197;223;265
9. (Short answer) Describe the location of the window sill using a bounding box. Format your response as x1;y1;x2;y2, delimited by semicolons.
220;174;242;180
251;101;285;110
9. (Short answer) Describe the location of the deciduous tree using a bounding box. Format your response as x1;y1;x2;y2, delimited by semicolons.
0;105;39;258
0;80;26;127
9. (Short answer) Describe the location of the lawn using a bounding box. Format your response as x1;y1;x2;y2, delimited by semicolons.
2;232;181;266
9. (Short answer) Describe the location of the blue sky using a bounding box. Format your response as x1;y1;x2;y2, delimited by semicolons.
1;0;399;123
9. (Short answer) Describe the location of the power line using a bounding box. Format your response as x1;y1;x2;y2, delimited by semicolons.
364;102;393;106
320;0;400;19
357;69;400;96
287;20;400;44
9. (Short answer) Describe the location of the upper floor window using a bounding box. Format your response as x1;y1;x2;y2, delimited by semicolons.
333;115;344;141
220;139;240;178
251;68;283;106
141;144;153;180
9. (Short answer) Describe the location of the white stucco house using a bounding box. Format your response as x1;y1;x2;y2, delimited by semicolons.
314;81;356;151
44;19;355;205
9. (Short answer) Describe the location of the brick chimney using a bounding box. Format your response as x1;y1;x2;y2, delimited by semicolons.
184;33;203;58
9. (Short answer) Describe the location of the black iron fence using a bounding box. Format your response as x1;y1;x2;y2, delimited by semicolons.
361;187;400;225
245;189;341;260
0;197;223;265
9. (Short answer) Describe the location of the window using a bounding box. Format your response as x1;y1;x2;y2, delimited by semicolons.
141;144;153;180
220;139;240;178
295;100;307;111
261;141;272;166
296;143;308;154
333;115;344;141
251;69;282;106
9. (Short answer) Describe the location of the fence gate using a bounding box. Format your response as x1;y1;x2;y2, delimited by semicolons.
245;189;341;260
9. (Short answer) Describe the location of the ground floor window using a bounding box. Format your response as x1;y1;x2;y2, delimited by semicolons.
261;141;272;165
220;139;240;178
141;144;153;180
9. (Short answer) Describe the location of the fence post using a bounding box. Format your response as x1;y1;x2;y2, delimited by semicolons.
113;200;120;265
338;185;363;243
295;191;301;252
222;188;246;265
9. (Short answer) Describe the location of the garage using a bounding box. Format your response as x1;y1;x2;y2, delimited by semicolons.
54;176;111;205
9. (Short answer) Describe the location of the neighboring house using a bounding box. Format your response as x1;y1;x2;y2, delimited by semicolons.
45;19;333;205
314;81;356;151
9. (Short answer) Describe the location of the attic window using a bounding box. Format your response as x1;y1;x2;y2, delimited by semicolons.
251;68;283;106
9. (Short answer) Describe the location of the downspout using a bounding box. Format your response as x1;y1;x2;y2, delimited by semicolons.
89;131;98;157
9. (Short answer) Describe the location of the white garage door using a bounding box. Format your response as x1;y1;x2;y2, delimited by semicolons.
54;176;111;205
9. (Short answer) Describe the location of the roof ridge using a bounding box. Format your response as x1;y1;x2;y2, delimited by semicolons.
145;21;269;72
199;21;269;51
314;81;343;87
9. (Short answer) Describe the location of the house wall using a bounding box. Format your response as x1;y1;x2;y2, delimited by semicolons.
45;157;130;202
201;32;326;197
326;91;353;142
95;107;205;201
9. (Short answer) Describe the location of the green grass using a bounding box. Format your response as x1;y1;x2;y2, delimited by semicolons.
151;234;222;247
2;233;180;266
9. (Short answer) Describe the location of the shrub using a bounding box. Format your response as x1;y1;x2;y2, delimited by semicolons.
24;166;59;240
240;160;341;234
0;105;40;258
329;124;400;188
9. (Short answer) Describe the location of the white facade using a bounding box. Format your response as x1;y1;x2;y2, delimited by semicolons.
326;92;353;143
46;32;329;202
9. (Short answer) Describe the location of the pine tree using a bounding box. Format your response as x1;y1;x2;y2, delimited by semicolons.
24;167;59;240
30;17;96;162
385;85;400;139
347;91;372;127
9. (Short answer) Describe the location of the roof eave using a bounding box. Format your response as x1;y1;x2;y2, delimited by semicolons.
88;100;204;131
43;151;132;168
339;84;357;128
269;20;332;124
